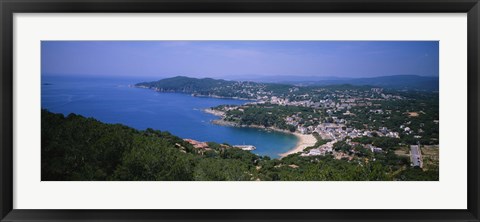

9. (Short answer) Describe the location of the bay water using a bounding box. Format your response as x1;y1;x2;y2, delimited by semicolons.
41;75;298;158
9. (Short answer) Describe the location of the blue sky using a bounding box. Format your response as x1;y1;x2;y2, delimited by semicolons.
42;41;439;78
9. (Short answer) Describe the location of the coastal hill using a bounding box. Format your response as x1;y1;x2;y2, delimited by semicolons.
136;76;232;93
136;76;268;99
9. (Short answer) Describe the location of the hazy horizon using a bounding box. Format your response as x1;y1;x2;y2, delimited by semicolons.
42;41;439;79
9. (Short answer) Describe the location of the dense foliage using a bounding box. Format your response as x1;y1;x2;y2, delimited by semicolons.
222;104;322;130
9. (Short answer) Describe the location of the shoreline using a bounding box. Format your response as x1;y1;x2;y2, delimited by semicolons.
204;108;317;158
133;86;256;101
192;94;255;101
203;108;225;117
278;133;317;158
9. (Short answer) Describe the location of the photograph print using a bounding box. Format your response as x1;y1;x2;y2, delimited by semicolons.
41;41;439;181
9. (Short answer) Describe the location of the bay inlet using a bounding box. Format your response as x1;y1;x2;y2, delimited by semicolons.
41;75;299;158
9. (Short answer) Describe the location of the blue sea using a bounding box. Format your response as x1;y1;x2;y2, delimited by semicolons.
41;75;298;158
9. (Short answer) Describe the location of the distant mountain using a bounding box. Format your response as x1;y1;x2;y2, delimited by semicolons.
230;75;348;83
241;75;438;91
313;75;438;91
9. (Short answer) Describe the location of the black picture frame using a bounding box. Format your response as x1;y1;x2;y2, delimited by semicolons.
1;0;479;221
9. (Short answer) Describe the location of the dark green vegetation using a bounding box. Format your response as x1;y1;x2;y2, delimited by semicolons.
136;76;231;94
221;104;322;131
42;110;438;181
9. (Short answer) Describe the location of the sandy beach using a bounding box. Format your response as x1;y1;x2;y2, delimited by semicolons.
205;112;318;158
279;133;317;158
203;108;225;117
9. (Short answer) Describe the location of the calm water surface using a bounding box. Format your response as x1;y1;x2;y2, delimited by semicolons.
41;75;298;158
